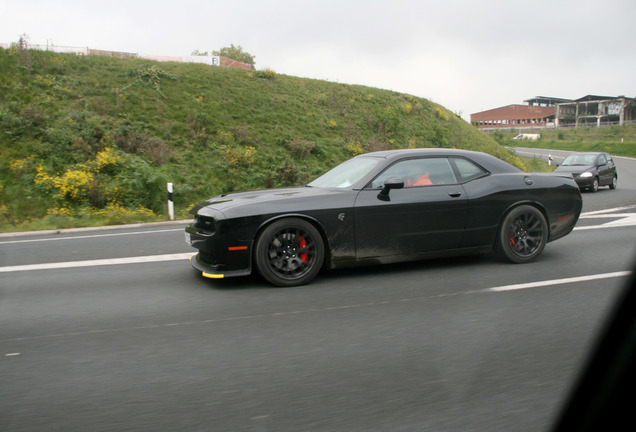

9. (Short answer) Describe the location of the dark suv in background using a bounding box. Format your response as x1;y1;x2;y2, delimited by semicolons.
555;152;618;192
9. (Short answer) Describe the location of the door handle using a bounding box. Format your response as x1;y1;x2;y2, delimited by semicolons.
448;191;462;197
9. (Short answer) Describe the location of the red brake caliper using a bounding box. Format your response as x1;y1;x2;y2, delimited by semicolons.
298;235;309;262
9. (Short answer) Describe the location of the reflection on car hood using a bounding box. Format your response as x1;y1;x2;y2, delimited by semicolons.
191;186;348;215
555;165;593;174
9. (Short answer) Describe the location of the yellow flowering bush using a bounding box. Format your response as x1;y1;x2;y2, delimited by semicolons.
35;164;93;199
95;147;123;171
10;156;34;173
56;169;94;199
34;164;57;189
400;102;414;114
34;147;124;204
90;202;156;221
222;146;256;166
47;207;72;217
347;140;364;156
435;107;450;121
34;74;55;88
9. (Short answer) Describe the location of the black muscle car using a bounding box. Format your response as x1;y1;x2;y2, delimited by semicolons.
186;148;582;286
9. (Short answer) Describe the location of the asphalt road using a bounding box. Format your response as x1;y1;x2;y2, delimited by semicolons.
1;152;635;431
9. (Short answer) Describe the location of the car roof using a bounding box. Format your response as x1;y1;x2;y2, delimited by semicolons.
357;148;521;174
360;148;473;158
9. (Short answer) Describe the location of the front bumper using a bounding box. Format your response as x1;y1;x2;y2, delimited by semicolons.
189;252;252;279
573;176;595;189
185;222;253;279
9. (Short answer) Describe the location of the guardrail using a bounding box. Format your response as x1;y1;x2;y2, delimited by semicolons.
480;119;636;132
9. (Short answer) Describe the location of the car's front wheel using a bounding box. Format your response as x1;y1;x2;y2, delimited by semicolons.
497;205;548;264
254;218;325;287
590;177;599;192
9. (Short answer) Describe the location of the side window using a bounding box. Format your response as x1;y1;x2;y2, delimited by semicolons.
453;158;488;182
598;154;607;165
370;158;457;188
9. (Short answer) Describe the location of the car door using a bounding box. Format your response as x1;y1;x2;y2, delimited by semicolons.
353;157;467;259
597;153;613;185
606;154;617;183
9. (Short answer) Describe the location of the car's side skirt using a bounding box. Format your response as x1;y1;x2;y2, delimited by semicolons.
330;245;494;269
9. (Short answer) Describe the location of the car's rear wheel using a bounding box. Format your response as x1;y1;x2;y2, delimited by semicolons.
609;175;617;190
497;205;548;264
254;218;324;287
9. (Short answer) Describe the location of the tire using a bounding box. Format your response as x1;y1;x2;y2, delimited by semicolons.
254;218;324;287
497;205;548;264
609;175;617;190
590;177;599;192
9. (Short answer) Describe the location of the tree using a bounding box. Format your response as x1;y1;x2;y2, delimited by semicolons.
213;44;255;65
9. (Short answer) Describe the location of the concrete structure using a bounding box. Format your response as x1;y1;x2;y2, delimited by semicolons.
471;95;636;130
555;95;636;128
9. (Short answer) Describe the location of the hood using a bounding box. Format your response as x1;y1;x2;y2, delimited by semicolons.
555;164;594;174
191;186;353;217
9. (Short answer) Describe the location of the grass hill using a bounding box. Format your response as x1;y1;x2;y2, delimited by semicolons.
1;46;529;232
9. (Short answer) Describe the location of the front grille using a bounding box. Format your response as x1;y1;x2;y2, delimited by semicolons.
194;215;215;234
200;251;220;266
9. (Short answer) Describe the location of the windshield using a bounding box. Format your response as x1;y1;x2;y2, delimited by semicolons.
562;154;596;166
308;157;380;188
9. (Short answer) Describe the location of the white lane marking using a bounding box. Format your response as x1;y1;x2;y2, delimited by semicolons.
575;213;636;230
0;253;195;273
0;228;184;245
575;206;636;230
2;270;632;343
581;205;636;216
486;271;631;292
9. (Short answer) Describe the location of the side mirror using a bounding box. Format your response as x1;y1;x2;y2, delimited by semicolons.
378;177;404;201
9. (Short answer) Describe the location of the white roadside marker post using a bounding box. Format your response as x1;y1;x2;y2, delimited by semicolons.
167;182;174;221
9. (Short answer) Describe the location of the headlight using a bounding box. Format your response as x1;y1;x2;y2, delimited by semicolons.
579;172;593;178
194;215;216;233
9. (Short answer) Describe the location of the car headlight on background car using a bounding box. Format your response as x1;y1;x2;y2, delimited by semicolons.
580;172;593;178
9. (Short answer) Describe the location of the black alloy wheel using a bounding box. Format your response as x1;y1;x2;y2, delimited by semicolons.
255;218;324;287
497;205;548;264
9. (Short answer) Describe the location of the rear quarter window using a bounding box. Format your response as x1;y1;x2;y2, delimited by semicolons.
453;157;489;182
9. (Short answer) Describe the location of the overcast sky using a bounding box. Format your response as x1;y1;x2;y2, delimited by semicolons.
2;0;635;121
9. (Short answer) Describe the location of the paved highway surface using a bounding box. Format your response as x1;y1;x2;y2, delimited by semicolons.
1;150;635;431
